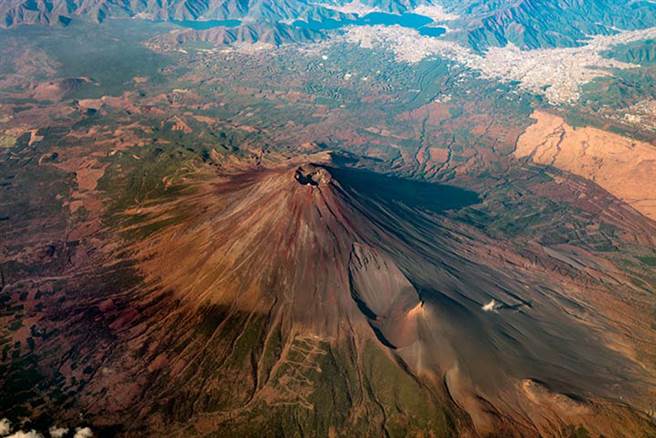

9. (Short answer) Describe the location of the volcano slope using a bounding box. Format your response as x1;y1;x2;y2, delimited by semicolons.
6;152;653;437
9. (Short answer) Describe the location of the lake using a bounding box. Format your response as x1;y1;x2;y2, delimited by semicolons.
171;13;446;37
294;12;446;37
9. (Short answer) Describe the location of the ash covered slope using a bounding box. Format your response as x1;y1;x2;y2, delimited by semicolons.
29;158;655;436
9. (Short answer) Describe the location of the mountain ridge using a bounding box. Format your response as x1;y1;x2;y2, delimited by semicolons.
3;0;656;51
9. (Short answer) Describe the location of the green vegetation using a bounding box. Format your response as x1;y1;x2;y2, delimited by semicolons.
258;323;284;386
603;39;656;65
202;336;457;437
638;255;656;267
564;425;591;438
8;319;22;331
583;68;656;108
98;143;198;223
6;20;176;99
0;351;48;418
361;341;455;437
225;315;267;367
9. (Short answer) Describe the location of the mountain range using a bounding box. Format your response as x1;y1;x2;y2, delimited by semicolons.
3;0;656;50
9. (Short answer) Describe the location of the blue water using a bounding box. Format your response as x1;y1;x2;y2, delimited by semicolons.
357;12;432;28
293;12;446;37
169;12;446;37
419;26;447;37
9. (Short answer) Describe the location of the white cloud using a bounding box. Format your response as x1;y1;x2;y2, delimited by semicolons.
0;420;92;438
0;419;11;436
482;299;498;312
48;427;68;438
73;427;93;438
6;431;43;438
0;419;91;438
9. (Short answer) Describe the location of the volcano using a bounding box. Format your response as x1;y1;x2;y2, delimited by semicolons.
44;155;649;436
6;157;656;437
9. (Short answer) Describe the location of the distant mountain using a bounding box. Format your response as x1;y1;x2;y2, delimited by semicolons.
322;0;430;13
149;22;324;47
0;0;439;46
442;0;656;50
0;0;386;28
2;0;656;51
603;39;656;65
